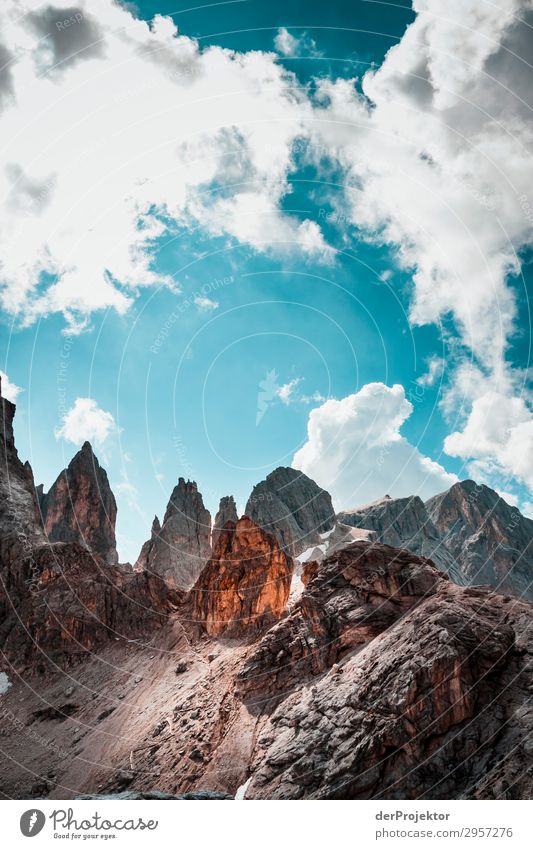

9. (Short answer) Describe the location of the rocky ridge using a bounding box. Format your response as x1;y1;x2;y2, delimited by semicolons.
41;441;118;565
135;478;211;589
245;466;335;558
0;379;532;800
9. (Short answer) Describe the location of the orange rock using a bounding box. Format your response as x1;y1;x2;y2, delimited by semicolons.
192;516;293;636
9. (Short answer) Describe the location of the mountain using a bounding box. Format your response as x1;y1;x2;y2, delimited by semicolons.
41;441;118;565
338;494;465;585
1;380;532;800
0;380;176;669
135;478;211;589
1;536;530;800
426;480;533;598
192;516;293;636
339;484;533;600
245;466;335;557
212;495;238;548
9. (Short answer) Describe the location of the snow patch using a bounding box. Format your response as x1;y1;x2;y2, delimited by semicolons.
0;672;12;696
235;776;252;800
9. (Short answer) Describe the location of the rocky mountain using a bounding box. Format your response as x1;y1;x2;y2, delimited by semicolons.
245;466;335;557
212;495;238;548
339;484;533;600
426;480;533;599
1;378;532;800
338;494;465;585
1;536;530;800
192;516;293;636
40;441;118;565
135;478;211;589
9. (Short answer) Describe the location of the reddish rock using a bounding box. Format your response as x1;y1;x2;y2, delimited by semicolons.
237;541;444;700
41;442;118;565
1;542;180;668
192;516;293;636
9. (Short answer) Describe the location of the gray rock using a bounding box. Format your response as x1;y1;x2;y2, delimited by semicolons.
245;467;335;557
135;479;211;589
212;495;238;548
40;441;118;565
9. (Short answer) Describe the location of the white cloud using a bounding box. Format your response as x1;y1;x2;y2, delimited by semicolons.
277;377;302;404
444;390;533;490
0;0;328;331
0;370;22;402
194;295;219;311
308;0;533;497
293;382;457;509
274;28;318;58
55;397;116;446
416;356;445;387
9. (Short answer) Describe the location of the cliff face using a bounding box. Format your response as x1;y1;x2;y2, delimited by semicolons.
192;516;293;636
338;494;465;585
0;383;177;670
339;484;533;600
242;550;526;799
426;480;533;598
245;466;335;557
212;495;238;548
135;479;211;590
41;442;118;565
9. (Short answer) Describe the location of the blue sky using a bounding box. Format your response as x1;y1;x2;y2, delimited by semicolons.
1;0;532;561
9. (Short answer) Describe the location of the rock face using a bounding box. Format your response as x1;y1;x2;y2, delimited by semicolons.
135;479;211;589
0;384;177;669
338;484;533;599
192;516;293;636
212;495;238;548
237;542;532;800
245;467;335;557
426;480;533;599
2;542;179;668
41;442;118;565
338;495;465;585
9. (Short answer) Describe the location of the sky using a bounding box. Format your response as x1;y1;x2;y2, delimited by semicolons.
0;0;532;563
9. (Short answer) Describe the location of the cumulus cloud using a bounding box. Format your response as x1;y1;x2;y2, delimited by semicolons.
308;0;533;497
274;28;318;58
0;0;328;331
0;370;22;402
55;397;116;445
293;382;457;509
444;390;533;490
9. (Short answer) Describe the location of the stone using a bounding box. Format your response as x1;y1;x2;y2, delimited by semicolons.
212;495;238;548
192;516;293;637
135;479;211;589
245;467;335;557
41;441;118;565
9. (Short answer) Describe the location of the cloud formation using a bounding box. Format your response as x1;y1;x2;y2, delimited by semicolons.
55;397;116;445
0;370;22;403
293;382;457;509
0;1;327;331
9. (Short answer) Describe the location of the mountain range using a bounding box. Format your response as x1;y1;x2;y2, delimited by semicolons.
0;377;531;800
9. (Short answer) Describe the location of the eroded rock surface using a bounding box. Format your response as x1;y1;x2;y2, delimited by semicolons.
212;496;238;548
135;479;211;589
192;516;293;636
426;480;533;599
245;467;335;557
41;442;118;565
